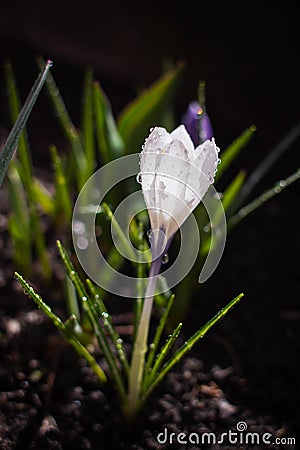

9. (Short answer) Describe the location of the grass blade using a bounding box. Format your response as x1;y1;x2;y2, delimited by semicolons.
82;68;96;177
233;123;300;210
228;167;300;228
65;274;81;320
102;202;137;262
14;272;107;383
0;60;52;187
33;178;55;216
36;57;88;189
143;322;182;392
93;81;124;163
215;125;256;182
4;61;32;188
142;293;244;403
7;165;32;271
50;145;72;225
57;240;127;402
117;64;184;154
201;171;246;256
144;293;175;377
222;170;247;212
86;279;130;376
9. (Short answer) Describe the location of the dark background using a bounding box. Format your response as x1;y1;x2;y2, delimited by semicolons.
1;0;300;158
0;0;299;443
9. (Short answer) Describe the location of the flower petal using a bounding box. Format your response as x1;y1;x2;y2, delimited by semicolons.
193;139;220;184
140;127;220;246
171;124;194;154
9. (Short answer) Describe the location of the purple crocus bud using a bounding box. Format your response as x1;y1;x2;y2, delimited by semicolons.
182;81;214;146
182;101;214;146
182;101;201;146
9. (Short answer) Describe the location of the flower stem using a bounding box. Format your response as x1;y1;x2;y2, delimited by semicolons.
125;257;162;421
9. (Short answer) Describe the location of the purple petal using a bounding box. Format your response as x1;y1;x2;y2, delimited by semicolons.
181;101;213;146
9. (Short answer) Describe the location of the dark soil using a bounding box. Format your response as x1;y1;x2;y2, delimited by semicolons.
0;297;297;450
0;179;299;450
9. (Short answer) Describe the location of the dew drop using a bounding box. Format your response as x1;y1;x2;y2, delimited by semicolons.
279;179;286;188
162;253;169;264
101;312;109;319
147;230;152;239
136;173;142;184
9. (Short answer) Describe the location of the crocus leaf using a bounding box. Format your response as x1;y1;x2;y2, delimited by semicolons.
0;60;52;187
142;293;244;403
4;61;32;189
200;171;246;256
36;56;88;189
215;125;256;182
33;178;55;216
82;68;96;177
228;167;300;229
50;145;72;224
93;81;124;163
117;64;184;154
232;122;300;210
14;272;107;383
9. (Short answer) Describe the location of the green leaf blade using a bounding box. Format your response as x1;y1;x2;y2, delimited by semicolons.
93;81;124;163
0;60;52;187
117;64;184;154
216;125;256;182
142;293;244;403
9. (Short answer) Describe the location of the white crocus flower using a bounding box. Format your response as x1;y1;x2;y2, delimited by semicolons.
127;124;220;418
139;125;220;257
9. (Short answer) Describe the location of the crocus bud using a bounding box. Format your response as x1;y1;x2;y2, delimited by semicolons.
182;81;214;146
182;101;214;146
